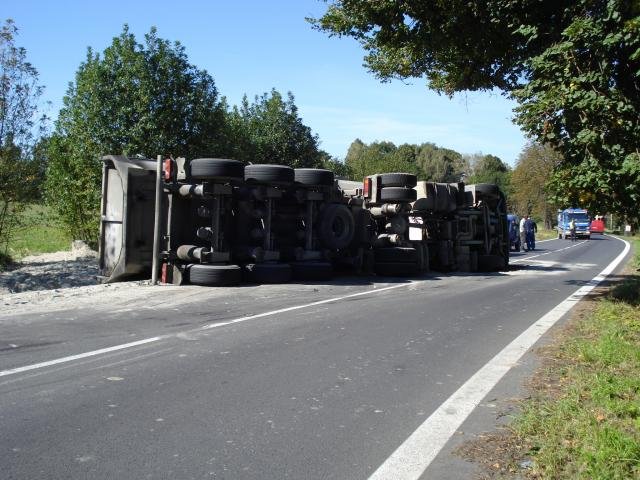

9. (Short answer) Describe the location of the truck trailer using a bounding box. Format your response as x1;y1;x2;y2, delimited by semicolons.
99;155;509;286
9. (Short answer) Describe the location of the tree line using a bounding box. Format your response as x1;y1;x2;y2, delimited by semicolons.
3;0;639;255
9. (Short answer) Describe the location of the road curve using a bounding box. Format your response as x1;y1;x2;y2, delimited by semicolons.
0;235;630;479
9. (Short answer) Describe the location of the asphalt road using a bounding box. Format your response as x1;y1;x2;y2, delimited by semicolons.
0;235;630;479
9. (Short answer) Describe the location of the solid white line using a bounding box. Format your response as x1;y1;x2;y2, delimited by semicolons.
0;337;162;377
510;239;588;263
368;237;630;480
200;282;412;330
0;283;413;378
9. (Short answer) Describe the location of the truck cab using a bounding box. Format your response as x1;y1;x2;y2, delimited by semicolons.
557;208;591;239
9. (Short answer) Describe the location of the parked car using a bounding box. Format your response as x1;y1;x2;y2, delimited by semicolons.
590;216;605;234
507;214;520;251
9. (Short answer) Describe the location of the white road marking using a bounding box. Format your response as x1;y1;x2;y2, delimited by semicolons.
0;337;162;378
200;283;413;330
368;237;630;480
510;239;588;263
0;283;412;378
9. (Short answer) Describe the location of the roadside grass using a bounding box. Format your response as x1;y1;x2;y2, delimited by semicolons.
510;236;640;479
3;204;71;261
536;228;558;241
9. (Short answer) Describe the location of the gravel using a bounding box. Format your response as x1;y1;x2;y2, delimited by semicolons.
1;240;101;295
0;241;158;315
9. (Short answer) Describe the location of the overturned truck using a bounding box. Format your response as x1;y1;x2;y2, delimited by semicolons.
99;156;509;286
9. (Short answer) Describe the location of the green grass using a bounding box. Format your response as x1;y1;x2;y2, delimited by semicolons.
536;228;559;241
4;204;71;260
511;237;640;479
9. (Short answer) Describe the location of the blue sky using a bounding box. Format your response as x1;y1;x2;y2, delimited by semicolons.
7;0;529;165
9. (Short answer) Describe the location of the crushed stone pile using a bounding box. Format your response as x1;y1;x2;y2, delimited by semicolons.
0;240;100;295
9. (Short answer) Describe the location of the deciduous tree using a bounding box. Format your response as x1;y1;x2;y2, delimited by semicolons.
0;19;46;260
226;90;323;168
46;26;228;244
311;1;640;221
467;153;512;197
511;143;561;228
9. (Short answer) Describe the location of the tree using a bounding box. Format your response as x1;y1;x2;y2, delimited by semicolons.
344;139;420;179
226;90;323;168
415;143;466;182
0;19;46;260
513;4;640;225
311;1;640;221
467;153;512;196
46;26;228;244
511;143;562;228
319;151;352;178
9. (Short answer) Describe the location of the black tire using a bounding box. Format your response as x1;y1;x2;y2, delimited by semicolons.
379;187;417;202
290;261;333;281
243;263;292;283
294;168;335;186
318;204;355;249
188;264;242;286
374;247;418;263
245;164;294;185
189;158;244;181
379;173;417;188
374;261;419;277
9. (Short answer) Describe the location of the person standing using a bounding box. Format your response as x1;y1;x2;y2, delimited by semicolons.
569;218;577;241
525;216;537;250
519;215;528;251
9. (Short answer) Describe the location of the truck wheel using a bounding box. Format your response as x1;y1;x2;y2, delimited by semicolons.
189;158;244;181
379;173;417;188
379;187;417;202
245;164;295;185
294;168;335;186
243;263;292;283
557;231;562;239
319;204;355;249
374;247;418;263
290;261;333;281
374;261;419;277
188;264;242;286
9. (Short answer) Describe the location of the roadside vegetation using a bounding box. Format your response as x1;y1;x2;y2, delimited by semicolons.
5;204;70;261
464;236;640;478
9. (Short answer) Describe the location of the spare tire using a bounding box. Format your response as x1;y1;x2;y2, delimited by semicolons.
379;173;417;188
294;168;335;186
380;187;417;202
188;264;242;286
245;164;295;185
318;204;355;249
190;158;244;181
